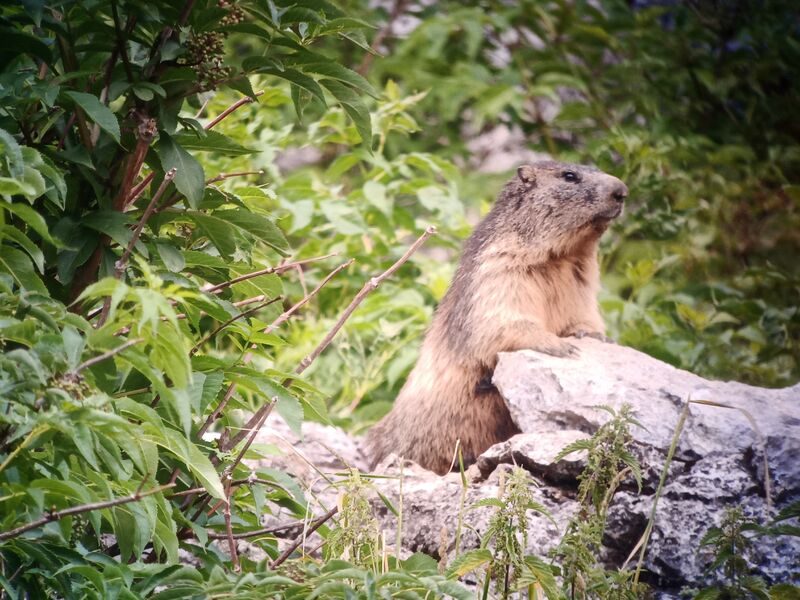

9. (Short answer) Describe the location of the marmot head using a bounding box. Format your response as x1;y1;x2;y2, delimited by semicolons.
498;161;628;251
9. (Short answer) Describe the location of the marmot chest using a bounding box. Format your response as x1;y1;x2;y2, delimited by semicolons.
496;257;595;333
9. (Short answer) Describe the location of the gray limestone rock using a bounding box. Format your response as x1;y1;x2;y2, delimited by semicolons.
255;338;799;594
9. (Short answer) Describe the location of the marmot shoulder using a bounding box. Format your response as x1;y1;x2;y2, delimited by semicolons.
366;160;628;475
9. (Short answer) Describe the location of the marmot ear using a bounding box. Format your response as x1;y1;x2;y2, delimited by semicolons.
517;165;536;185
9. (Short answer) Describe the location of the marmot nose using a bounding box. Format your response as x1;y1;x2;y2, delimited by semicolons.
611;182;628;203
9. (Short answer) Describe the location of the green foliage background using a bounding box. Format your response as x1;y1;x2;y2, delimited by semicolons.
0;0;797;597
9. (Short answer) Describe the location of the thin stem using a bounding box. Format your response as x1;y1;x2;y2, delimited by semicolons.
295;226;436;375
207;519;306;540
189;296;281;356
630;400;690;583
206;170;264;185
223;476;240;572
0;425;49;477
269;507;339;569
127;91;263;208
74;338;143;373
205;91;264;130
202;252;338;294
0;483;175;542
223;398;277;478
207;259;353;446
114;168;177;279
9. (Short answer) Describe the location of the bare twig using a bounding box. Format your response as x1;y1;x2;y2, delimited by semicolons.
221;228;434;457
189;296;281;356
115;168;177;278
204;259;353;445
206;170;264;185
74;338;143;373
295;226;436;375
170;477;288;499
269;507;339;569
260;259;354;338
205;91;264;130
202;252;338;294
0;483;175;542
223;398;277;478
223;476;240;572
207;519;306;540
115;114;158;211
128;91;264;211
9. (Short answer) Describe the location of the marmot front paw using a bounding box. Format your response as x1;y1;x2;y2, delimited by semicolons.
570;330;616;344
538;338;579;358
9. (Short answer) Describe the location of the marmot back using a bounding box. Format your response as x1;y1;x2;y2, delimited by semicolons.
366;161;628;475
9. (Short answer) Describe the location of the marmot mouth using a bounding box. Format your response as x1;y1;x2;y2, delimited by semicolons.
593;205;622;221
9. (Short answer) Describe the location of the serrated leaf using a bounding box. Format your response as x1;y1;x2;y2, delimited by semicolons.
446;548;493;578
258;67;328;107
156;243;185;272
2;226;44;272
3;201;59;245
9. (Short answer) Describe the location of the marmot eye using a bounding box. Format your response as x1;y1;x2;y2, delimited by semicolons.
562;171;579;183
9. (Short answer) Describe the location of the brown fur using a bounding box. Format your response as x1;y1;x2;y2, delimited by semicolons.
366;161;628;475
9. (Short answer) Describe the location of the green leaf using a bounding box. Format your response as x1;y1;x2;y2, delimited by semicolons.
143;425;225;500
156;243;185;272
65;91;121;144
446;548;493;578
2;226;44;272
258;67;328;107
156;133;205;209
211;209;290;255
3;201;59;245
0;246;46;292
292;60;377;98
189;212;239;257
363;180;391;216
173;130;258;156
320;78;373;147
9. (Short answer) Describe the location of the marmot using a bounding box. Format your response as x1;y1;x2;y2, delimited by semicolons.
366;160;628;475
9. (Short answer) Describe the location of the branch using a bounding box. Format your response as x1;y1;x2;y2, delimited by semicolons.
0;483;175;542
205;91;264;130
269;507;339;569
223;476;240;572
115;112;158;211
189;296;282;357
214;259;354;451
74;338;143;373
128;91;264;209
295;226;436;375
223;398;277;479
202;252;339;294
114;168;177;279
206;170;264;185
207;519;306;540
218;227;433;456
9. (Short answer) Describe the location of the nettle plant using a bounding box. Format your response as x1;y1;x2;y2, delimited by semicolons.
0;0;459;596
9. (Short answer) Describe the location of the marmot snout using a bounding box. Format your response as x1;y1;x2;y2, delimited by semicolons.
366;160;627;475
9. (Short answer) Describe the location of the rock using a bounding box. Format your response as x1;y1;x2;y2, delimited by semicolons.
256;338;799;594
488;339;800;589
